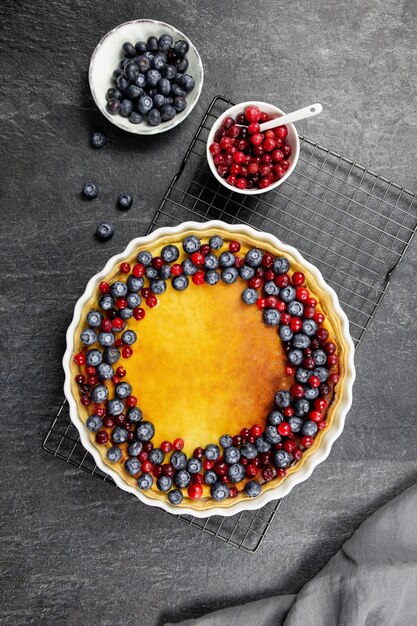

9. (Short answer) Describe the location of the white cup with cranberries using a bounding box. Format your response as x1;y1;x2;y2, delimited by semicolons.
206;101;300;194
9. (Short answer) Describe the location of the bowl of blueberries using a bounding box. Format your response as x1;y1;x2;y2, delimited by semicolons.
89;19;203;134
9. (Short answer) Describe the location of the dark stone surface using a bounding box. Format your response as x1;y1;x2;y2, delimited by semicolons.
1;1;417;624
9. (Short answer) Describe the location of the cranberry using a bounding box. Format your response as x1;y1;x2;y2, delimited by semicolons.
200;244;211;256
227;175;237;186
283;144;292;158
283;440;296;453
236;113;246;124
245;106;261;123
308;375;321;389
236;139;249;151
112;317;124;331
302;357;315;370
291;272;305;286
319;383;330;396
329;373;340;384
193;446;204;458
285;366;295;376
271;149;284;163
173;438;184;451
103;417;115;428
87;375;98;386
266;296;279;309
141;288;150;299
314;398;327;411
81;395;91;406
222;115;235;129
247;434;255;444
170;264;182;276
263;137;276;152
247;121;260;134
122;345;132;359
228;240;241;253
132;307;145;322
259;111;268;122
115;414;126;425
126;396;136;408
259;177;272;189
261;467;273;482
317;328;329;343
274;165;285;179
192;271;205;285
277;468;287;477
304;307;316;319
250;132;264;146
234;256;244;268
190;252;204;265
314;312;325;324
221;475;229;483
220;136;233;150
301;436;314;448
203;459;214;470
229;486;239;498
152;465;162;478
98;281;110;294
132;263;145;278
161;463;175;477
275;443;283;450
94;405;105;417
327;354;338;366
74;352;85;366
146;295;157;308
75;374;84;384
309;410;323;423
283;406;294;417
255;267;265;278
232;435;242;447
141;460;154;473
228;125;240;138
214;128;225;142
317;420;327;430
246;464;257;478
236;177;247;190
275;125;288;139
266;270;275;281
256;297;267;309
278;422;291;436
296;287;309;301
213;460;228;475
249;276;263;290
95;431;108;444
280;312;290;325
290;317;303;332
275;274;289;288
209;142;221;155
240;427;249;439
119;262;130;273
138;451;148;462
290;383;304;398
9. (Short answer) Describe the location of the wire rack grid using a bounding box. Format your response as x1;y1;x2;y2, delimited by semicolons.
43;95;417;553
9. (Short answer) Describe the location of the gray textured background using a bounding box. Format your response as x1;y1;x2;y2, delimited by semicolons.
1;1;417;624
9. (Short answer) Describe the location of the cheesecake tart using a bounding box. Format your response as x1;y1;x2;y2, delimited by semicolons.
65;221;355;516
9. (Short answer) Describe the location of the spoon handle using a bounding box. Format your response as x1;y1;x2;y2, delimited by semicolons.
259;103;322;133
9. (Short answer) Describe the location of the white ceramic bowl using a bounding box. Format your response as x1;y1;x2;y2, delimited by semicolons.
63;220;355;518
89;19;204;135
206;101;300;195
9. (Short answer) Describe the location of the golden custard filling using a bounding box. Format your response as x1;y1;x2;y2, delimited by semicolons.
70;228;346;510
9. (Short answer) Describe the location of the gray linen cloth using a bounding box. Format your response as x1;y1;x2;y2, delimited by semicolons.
167;483;417;626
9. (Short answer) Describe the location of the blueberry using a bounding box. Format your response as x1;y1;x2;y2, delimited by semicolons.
96;363;114;380
204;470;217;485
128;276;144;293
122;330;137;346
264;281;279;296
148;108;161;126
160;245;179;264
314;366;329;382
107;447;122;463
110;281;128;298
153;93;165;109
205;444;220;461
228;462;245;483
126;84;143;100
161;63;177;80
274;450;292;468
137;250;152;266
171;83;186;97
304;387;319;400
174;469;191;488
279;326;293;342
209;235;223;250
112;426;128;444
178;73;195;92
98;295;114;311
137;473;153;490
82;182;98;200
126;293;141;308
160;104;176;121
183;235;200;254
137;55;151;73
135;73;146;88
264;425;281;444
288;349;303;366
171;451;187;470
292;334;311;349
103;346;121;365
255;436;271;452
241;288;258;305
245;480;262;497
159;33;173;51
175;57;189;72
263;308;281;326
135;40;147;54
241;443;257;459
117;307;131;321
149;448;165;465
289;416;303;433
295;367;310;384
106;87;122;100
219;434;233;448
80;328;97;345
224;446;240;464
313;349;327;366
146;36;159;53
128;440;143;456
150;278;166;295
116;75;129;92
96;223;114;242
97;332;114;348
146;267;158;280
287;301;304;316
90;132;106;149
86;414;103;432
173;96;187;112
205;270;220;285
181;258;197;275
124;61;140;82
187;457;202;474
174;40;189;57
90;384;108;403
112;68;123;80
138;94;153;115
221;267;238;284
120;99;133;117
267;410;284;426
219;251;235;267
302;420;318;437
127;406;143;423
246;248;263;267
157;77;171;96
146;69;161;88
168;489;183;505
107;399;124;416
275;389;291;408
136;421;155;441
203;254;219;270
293;398;310;416
119;59;128;70
115;382;132;399
273;257;290;274
238;264;255;280
106;98;121;115
211;482;229;501
122;42;136;58
172;275;189;291
152;54;166;71
125;457;141;475
280;286;296;302
87;310;103;328
303;319;318;336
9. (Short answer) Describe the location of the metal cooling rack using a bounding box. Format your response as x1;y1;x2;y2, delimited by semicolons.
43;95;417;553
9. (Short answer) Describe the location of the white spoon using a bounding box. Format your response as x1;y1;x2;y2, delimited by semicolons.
257;103;322;132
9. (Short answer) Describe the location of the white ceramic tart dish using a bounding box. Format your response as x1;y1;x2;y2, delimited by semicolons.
63;221;355;518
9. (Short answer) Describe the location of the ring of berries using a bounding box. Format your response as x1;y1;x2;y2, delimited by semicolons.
73;233;340;506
